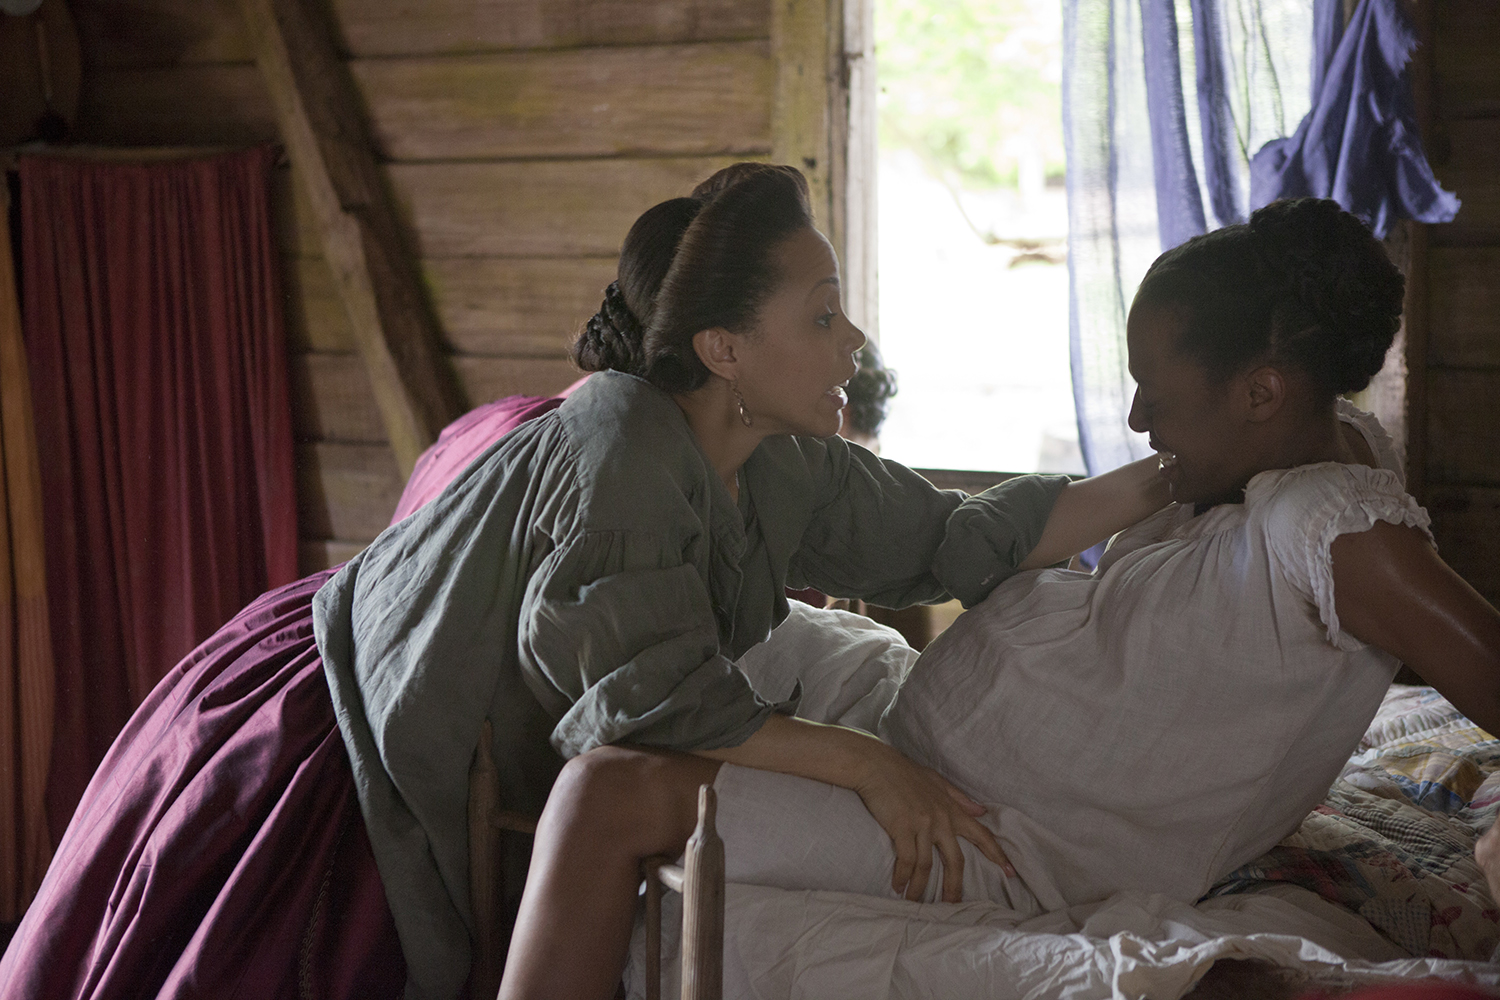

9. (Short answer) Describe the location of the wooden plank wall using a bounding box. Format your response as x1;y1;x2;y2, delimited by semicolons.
67;0;775;572
1423;0;1500;605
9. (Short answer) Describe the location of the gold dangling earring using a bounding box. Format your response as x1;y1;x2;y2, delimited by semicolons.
731;379;754;427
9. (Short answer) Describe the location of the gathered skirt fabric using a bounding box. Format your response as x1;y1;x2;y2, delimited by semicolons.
0;569;405;1000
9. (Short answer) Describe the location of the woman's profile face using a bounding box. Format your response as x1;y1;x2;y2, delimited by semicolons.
1126;300;1257;506
734;227;867;438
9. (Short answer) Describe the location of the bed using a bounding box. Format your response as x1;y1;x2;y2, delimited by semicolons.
624;653;1500;999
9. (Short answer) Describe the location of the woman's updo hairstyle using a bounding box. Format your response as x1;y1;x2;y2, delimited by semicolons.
1133;198;1405;398
572;163;815;393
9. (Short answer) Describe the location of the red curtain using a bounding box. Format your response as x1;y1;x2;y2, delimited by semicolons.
19;147;298;839
0;178;55;920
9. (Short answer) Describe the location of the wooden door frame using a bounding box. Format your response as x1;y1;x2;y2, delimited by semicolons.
773;0;878;337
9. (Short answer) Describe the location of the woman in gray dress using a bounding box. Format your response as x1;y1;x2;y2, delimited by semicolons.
315;162;1168;1000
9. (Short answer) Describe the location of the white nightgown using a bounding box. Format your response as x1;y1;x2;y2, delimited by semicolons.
717;402;1431;914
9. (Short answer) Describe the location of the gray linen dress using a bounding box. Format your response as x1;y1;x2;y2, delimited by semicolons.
312;370;1067;1000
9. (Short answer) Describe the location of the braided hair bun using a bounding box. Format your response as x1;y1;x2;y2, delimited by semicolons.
1134;198;1405;399
573;280;644;374
1248;199;1405;396
572;196;702;377
571;163;815;392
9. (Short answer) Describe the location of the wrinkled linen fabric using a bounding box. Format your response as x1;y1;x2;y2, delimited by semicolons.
882;402;1426;910
711;403;1422;913
390;394;563;523
630;684;1500;999
632;881;1497;1000
313;371;1069;1000
626;404;1495;997
736;600;917;736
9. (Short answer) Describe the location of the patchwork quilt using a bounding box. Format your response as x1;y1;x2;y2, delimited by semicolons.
1209;685;1500;961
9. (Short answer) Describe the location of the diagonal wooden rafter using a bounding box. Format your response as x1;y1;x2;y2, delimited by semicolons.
238;0;463;478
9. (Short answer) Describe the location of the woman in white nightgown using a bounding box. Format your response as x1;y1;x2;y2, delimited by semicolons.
716;398;1430;916
501;198;1500;1000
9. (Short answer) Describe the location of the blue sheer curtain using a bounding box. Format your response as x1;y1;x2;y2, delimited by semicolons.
1063;0;1459;479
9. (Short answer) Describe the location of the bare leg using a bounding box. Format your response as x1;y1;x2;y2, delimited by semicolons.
499;745;722;1000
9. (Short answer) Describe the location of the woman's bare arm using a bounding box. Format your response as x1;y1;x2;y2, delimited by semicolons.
1020;456;1173;570
1331;520;1500;735
696;713;1012;902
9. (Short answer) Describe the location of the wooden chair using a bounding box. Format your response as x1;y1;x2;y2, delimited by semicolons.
467;721;725;1000
642;784;725;1000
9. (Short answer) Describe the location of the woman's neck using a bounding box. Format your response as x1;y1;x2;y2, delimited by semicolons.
1204;401;1362;512
1276;401;1357;469
1231;399;1366;501
674;380;767;500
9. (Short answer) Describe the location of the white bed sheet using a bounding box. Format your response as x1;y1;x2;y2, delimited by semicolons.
628;880;1498;999
625;603;1500;998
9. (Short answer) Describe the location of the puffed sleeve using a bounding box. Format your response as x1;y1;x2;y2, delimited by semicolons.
519;529;787;757
1257;464;1431;651
782;435;1070;608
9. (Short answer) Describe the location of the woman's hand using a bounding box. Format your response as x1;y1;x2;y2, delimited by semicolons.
697;714;1012;903
849;740;1013;902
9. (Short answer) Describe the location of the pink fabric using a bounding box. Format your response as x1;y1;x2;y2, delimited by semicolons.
0;570;403;1000
19;148;299;840
391;395;563;523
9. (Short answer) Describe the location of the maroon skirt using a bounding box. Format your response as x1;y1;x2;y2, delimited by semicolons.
0;568;405;999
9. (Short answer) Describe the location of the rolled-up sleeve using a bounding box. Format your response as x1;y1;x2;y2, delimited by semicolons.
519;530;783;757
933;474;1071;608
785;437;1070;610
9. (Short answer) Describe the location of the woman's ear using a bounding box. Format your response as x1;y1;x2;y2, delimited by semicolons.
1243;365;1288;423
692;327;741;381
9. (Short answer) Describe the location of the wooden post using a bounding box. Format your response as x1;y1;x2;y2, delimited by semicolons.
840;0;878;337
237;0;463;477
773;0;835;230
773;0;877;337
679;785;725;1000
644;858;665;1000
1404;0;1434;505
466;719;504;1000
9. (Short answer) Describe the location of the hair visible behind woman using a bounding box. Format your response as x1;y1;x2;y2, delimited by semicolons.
1133;198;1405;398
572;163;815;393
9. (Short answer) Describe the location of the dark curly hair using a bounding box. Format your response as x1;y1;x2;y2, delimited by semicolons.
1132;198;1405;399
571;163;815;393
845;342;898;439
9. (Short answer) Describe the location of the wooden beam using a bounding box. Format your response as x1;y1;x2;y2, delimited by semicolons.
771;0;875;335
772;0;838;244
295;441;405;542
387;157;746;258
1404;0;1434;505
238;0;463;476
351;43;773;163
840;0;877;335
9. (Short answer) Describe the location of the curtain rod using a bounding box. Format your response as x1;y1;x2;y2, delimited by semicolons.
2;143;289;173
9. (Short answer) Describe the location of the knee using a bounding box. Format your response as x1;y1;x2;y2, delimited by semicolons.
545;747;669;845
542;746;714;856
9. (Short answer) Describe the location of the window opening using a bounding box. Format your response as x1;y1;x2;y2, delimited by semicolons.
871;0;1081;475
